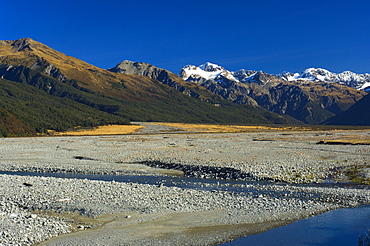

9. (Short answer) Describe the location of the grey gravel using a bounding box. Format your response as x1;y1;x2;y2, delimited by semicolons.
0;192;71;245
0;128;369;245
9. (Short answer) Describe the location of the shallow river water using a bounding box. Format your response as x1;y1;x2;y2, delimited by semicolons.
220;205;370;246
2;171;370;246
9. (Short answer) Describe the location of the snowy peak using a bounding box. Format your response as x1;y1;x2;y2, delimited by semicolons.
278;68;336;81
301;68;336;81
199;62;224;72
180;62;250;83
180;64;220;81
180;62;238;82
279;68;370;91
181;63;370;91
180;62;280;85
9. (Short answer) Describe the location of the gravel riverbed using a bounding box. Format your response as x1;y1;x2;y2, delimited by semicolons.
1;127;370;245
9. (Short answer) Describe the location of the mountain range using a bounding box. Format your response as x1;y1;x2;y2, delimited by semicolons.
0;38;369;136
181;62;370;91
0;38;286;136
179;62;368;124
279;68;370;91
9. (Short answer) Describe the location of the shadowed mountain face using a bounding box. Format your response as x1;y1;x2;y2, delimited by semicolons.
324;93;370;125
0;38;286;135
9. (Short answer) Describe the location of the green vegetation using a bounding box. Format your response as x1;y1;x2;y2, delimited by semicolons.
0;77;128;133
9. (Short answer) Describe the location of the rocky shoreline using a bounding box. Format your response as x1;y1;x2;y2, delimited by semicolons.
0;128;369;245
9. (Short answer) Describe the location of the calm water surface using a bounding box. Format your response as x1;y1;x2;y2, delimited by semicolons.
220;205;370;246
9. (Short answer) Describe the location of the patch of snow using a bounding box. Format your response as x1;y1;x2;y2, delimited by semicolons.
181;62;239;82
181;64;221;80
360;82;370;92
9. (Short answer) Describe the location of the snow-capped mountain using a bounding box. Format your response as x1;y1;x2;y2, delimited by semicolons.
180;63;370;91
180;62;279;85
179;62;366;125
181;62;239;83
278;68;370;91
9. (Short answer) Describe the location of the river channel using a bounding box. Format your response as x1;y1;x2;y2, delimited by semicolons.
2;170;370;245
0;170;361;200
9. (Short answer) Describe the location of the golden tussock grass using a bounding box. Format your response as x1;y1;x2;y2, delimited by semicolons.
152;123;310;133
48;125;144;136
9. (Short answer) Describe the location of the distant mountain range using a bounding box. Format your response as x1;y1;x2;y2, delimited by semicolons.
181;62;370;92
179;62;367;125
0;38;285;136
278;68;370;91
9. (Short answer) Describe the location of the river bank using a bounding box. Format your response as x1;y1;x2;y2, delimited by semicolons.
0;125;369;245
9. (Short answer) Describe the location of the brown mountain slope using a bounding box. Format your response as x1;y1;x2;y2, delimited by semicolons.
0;38;225;101
108;60;225;103
0;38;183;100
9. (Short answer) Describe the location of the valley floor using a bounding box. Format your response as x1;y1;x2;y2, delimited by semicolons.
1;123;370;245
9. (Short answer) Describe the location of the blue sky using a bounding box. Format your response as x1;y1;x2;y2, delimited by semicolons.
2;0;369;74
